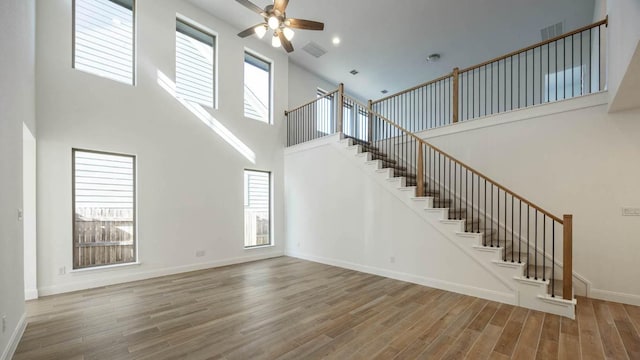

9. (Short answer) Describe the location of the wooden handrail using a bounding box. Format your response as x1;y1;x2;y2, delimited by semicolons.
372;73;453;105
284;89;339;115
345;94;565;224
460;17;608;73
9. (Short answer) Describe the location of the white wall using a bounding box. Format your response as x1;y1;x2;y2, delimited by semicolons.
0;0;35;357
607;0;640;109
23;125;37;301
288;62;338;109
284;139;512;301
36;0;287;296
418;93;640;305
288;61;368;109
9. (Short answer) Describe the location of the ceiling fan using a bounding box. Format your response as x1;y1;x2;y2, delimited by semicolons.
236;0;325;53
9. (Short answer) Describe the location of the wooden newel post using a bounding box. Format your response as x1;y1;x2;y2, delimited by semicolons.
563;214;573;300
452;68;460;124
337;83;345;134
416;145;424;197
367;100;374;143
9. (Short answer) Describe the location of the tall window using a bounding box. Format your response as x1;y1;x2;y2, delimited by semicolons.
73;149;136;269
316;88;334;134
244;170;271;248
73;0;135;85
176;19;215;107
244;52;272;123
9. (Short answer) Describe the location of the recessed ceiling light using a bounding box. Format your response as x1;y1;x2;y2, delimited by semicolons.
381;90;389;94
350;69;359;75
332;37;341;45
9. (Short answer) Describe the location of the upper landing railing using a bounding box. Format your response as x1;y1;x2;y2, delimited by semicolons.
371;18;608;132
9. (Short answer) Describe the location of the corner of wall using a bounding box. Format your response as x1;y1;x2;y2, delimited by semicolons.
0;313;27;360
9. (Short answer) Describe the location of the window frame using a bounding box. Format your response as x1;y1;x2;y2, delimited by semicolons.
175;16;218;108
72;0;137;85
243;49;273;124
72;148;138;270
243;169;273;249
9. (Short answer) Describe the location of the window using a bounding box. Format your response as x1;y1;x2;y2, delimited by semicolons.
244;170;271;247
176;19;215;107
73;149;136;269
73;0;135;85
316;88;334;134
244;52;272;123
545;65;584;102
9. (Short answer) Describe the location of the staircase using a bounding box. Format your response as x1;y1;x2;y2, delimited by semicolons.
339;134;577;318
286;89;580;318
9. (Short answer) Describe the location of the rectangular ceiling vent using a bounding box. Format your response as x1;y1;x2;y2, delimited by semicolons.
302;42;327;58
541;22;563;41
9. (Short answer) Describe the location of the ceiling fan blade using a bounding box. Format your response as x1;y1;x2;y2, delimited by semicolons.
236;0;266;15
286;18;325;31
274;0;289;13
238;24;263;38
278;31;294;53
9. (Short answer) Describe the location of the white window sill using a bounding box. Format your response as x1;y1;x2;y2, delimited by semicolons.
70;262;141;273
244;244;274;250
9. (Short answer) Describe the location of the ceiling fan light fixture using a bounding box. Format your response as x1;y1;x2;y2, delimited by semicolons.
254;24;267;39
283;27;295;41
268;16;280;30
271;33;282;47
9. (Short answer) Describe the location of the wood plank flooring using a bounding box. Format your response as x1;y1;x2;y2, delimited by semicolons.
14;257;640;359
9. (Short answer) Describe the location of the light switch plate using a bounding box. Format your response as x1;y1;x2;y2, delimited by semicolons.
17;208;23;221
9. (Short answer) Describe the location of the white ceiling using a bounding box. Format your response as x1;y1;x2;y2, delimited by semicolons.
188;0;596;100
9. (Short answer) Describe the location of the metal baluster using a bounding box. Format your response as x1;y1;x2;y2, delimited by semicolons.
543;215;546;281
511;196;514;262
535;210;538;280
519;200;522;263
527;205;530;278
552;221;556;297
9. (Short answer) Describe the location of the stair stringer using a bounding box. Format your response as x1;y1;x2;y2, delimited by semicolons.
335;135;577;318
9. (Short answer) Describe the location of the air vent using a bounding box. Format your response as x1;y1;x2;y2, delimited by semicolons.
350;69;359;75
541;22;563;41
302;42;327;58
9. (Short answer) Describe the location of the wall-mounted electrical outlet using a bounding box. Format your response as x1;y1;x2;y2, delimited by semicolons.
622;207;640;216
196;250;206;257
2;315;6;333
58;266;66;275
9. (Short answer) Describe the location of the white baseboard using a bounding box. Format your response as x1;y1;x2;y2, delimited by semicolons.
590;288;640;306
24;288;38;301
1;312;26;360
285;251;515;305
38;251;284;297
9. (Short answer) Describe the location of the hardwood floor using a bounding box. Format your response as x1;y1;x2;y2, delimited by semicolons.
14;257;640;359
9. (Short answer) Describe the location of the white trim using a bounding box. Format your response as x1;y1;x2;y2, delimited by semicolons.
38;251;283;296
286;251;516;305
1;312;26;360
24;289;38;301
418;91;609;140
284;133;342;154
590;288;640;306
70;261;141;273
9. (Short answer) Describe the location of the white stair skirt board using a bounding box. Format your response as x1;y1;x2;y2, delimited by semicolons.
333;133;577;319
0;313;26;360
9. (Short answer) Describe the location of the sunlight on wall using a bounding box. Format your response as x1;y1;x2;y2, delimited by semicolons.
157;70;256;163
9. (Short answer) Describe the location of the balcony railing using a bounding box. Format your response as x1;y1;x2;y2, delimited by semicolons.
371;18;608;131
